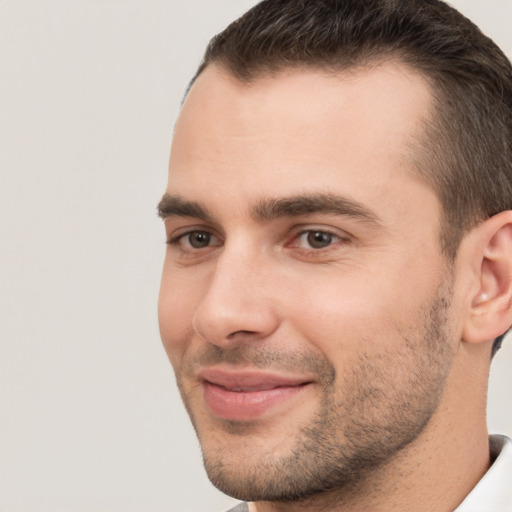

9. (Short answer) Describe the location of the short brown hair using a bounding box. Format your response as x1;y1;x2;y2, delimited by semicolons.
191;0;512;353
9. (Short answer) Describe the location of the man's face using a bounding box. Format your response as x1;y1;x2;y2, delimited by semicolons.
158;64;459;501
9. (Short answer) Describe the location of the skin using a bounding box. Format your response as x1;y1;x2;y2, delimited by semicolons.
158;63;503;511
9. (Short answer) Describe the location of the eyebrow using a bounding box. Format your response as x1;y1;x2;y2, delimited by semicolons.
158;191;381;226
157;194;214;221
251;193;381;225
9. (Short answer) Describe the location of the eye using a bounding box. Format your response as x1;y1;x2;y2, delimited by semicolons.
186;231;213;248
169;230;221;250
295;230;341;249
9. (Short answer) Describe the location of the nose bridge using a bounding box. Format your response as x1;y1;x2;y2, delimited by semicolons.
192;239;278;345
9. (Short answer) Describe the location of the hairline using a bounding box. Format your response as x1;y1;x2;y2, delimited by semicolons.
187;57;457;258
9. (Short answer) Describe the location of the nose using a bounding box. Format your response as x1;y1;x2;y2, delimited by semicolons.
192;245;280;348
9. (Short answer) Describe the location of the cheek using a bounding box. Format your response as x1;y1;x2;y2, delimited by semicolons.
158;263;204;368
284;260;440;359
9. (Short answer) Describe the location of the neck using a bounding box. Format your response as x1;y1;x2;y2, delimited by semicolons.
252;352;491;512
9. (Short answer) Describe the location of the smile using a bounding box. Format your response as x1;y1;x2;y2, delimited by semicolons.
199;368;313;421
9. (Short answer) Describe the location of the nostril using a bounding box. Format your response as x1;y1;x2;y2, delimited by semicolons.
227;330;257;338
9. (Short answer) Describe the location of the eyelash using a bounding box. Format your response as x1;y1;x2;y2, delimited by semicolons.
291;229;343;250
167;229;221;249
167;227;349;256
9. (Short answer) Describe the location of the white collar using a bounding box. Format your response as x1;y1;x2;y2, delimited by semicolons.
240;436;512;512
455;435;512;511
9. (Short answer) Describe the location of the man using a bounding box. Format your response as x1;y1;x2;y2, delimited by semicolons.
157;0;512;510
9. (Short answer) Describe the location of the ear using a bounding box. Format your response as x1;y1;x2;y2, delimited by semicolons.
462;211;512;345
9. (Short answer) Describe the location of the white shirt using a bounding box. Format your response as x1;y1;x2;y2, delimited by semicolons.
231;435;512;512
455;435;512;511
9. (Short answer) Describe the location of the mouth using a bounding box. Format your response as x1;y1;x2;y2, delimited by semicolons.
198;368;314;421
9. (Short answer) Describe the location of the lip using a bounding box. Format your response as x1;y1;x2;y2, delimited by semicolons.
199;368;313;421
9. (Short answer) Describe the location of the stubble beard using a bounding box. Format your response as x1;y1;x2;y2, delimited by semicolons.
176;278;456;504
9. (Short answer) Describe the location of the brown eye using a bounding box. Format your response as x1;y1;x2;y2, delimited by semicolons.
187;231;212;248
306;231;334;249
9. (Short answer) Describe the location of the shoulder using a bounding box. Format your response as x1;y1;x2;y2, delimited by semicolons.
225;503;249;512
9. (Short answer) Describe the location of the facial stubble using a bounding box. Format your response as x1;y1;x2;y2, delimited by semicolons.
174;277;455;504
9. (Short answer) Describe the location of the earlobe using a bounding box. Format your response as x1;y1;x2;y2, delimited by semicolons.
462;211;512;345
471;292;488;306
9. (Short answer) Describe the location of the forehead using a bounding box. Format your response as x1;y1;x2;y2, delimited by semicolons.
168;63;436;223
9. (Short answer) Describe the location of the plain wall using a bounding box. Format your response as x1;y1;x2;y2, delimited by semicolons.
1;1;511;511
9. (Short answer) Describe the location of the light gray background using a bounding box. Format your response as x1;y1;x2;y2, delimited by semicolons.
1;1;511;511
